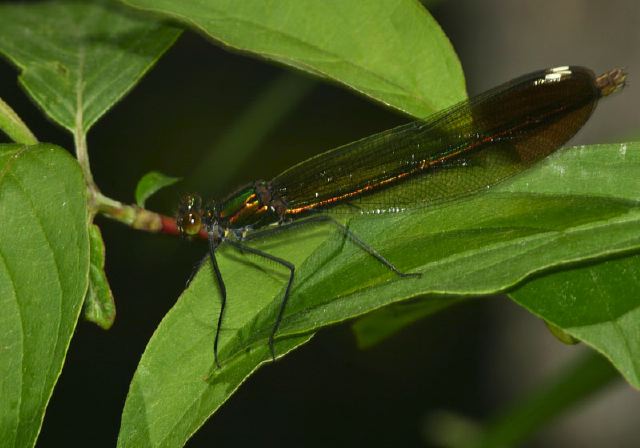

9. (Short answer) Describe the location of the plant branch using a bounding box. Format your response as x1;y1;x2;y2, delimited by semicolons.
73;45;99;198
94;191;207;239
71;83;192;239
74;126;98;193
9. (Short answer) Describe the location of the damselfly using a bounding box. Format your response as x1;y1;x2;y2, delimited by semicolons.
177;66;626;368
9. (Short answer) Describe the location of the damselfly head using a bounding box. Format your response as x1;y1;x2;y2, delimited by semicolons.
177;194;203;237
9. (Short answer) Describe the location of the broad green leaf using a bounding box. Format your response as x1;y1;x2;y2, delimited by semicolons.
0;0;180;134
121;0;466;117
82;223;116;330
119;142;640;446
134;171;181;207
118;264;312;447
0;96;37;144
510;254;640;389
0;144;89;448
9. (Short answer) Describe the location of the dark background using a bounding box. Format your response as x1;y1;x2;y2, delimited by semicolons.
1;1;638;447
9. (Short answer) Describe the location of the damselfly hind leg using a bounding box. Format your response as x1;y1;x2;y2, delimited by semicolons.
240;214;420;360
209;214;420;366
226;239;295;361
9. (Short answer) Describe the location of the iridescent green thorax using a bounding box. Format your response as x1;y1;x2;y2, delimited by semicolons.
218;184;276;228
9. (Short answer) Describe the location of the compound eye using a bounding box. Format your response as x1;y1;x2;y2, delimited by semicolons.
178;212;202;236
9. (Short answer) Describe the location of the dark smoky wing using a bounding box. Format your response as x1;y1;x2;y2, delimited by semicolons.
270;66;599;213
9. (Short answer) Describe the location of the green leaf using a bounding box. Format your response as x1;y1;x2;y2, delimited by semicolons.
121;0;466;117
119;142;640;446
134;171;181;207
0;0;180;134
118;265;312;447
0;96;37;144
510;254;640;389
82;223;116;330
0;144;89;447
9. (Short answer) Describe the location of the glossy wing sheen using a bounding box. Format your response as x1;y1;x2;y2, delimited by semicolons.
271;66;600;214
